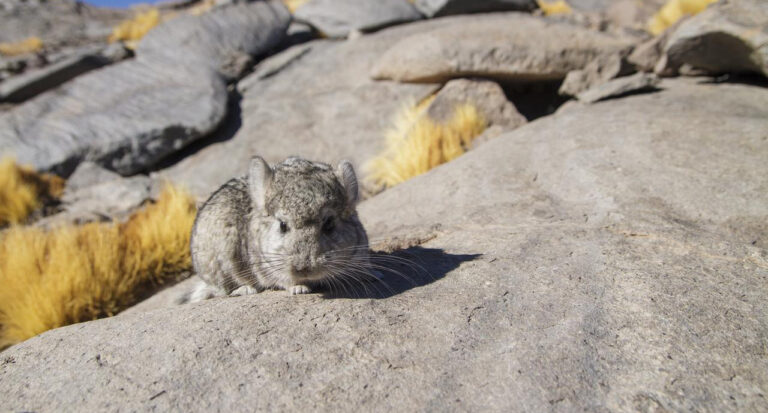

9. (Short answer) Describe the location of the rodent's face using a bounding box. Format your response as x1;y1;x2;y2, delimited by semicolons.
249;158;369;290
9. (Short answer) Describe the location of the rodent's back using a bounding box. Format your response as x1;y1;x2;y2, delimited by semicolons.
190;177;255;293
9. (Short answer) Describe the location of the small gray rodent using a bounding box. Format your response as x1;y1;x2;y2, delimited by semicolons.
182;156;372;303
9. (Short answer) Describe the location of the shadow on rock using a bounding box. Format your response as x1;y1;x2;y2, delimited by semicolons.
321;246;481;299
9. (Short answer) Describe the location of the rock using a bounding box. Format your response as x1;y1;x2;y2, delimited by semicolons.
559;51;636;97
628;25;676;73
370;13;634;83
0;0;128;50
294;0;423;38
60;175;155;221
0;0;291;176
0;53;109;103
136;1;292;80
576;72;660;103
413;0;536;17
2;79;767;411
158;23;439;199
426;78;527;129
64;161;122;193
661;0;768;77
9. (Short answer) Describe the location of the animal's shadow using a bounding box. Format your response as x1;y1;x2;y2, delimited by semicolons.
320;246;481;299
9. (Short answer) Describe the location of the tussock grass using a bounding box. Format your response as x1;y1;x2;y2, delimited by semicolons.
647;0;717;35
0;158;65;227
537;0;572;15
0;37;43;56
283;0;310;13
365;97;486;190
0;185;196;349
108;8;161;47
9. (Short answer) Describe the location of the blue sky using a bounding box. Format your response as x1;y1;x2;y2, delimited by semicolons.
85;0;161;8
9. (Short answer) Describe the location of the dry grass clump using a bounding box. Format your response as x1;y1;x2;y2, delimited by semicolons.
365;97;486;190
0;37;43;56
0;185;196;349
0;158;65;227
537;0;572;15
108;8;161;47
647;0;717;35
282;0;310;13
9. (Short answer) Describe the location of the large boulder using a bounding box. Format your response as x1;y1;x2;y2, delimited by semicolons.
293;0;423;38
2;78;766;411
661;0;768;77
370;13;634;83
413;0;537;17
157;22;442;199
0;0;291;176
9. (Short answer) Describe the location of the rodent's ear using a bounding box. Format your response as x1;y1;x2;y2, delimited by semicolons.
336;160;359;205
249;156;273;211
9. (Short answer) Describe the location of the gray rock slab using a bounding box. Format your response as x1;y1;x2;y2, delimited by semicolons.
0;0;291;176
294;0;423;38
371;13;634;83
426;78;527;129
158;24;439;199
1;78;766;411
0;53;110;103
559;50;636;97
413;0;536;17
137;1;291;80
576;72;660;103
661;0;768;77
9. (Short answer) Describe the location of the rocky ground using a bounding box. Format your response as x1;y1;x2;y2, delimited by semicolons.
1;0;767;411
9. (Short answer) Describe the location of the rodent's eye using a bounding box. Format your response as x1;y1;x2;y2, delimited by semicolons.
322;216;335;234
279;220;288;234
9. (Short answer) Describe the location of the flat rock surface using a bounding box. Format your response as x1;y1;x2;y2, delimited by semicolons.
2;78;766;411
371;12;634;83
0;0;290;176
576;72;660;103
159;24;439;199
294;0;423;38
662;0;768;77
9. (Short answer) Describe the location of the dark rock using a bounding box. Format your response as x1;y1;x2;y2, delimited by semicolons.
413;0;537;17
294;0;423;38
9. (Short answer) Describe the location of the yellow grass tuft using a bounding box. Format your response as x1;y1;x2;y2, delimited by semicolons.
0;37;43;56
365;98;486;190
108;8;161;47
0;184;196;349
537;0;573;15
0;158;65;227
647;0;717;35
282;0;310;13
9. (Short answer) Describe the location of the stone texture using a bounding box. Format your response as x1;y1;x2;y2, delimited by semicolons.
1;78;766;411
576;72;660;103
413;0;536;17
370;13;634;83
661;0;768;77
426;78;527;129
0;0;128;49
158;22;440;199
0;52;110;103
0;0;291;176
294;0;423;38
559;50;636;97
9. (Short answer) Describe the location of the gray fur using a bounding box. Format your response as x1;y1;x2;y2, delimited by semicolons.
184;156;370;303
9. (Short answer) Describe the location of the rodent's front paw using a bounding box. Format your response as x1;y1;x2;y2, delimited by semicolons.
231;285;258;296
290;285;311;295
